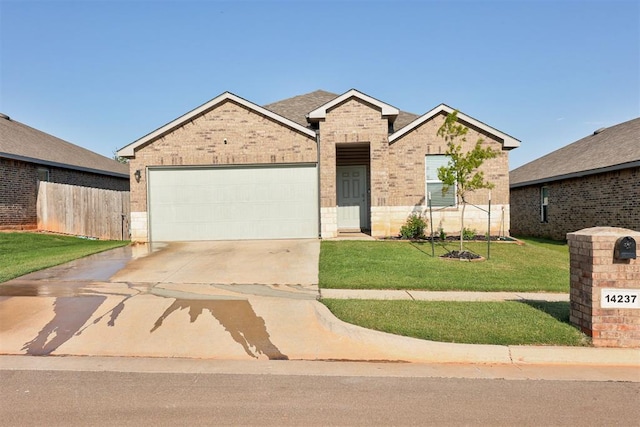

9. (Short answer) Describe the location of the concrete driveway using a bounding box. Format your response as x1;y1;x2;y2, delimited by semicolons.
111;240;320;286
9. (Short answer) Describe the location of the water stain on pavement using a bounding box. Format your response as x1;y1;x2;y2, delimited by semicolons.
21;296;106;356
151;299;288;360
0;282;93;297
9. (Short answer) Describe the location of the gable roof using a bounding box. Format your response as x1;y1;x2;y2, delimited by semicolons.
118;92;317;157
510;117;640;188
306;89;399;122
118;89;519;157
389;103;521;149
265;90;419;129
0;114;128;178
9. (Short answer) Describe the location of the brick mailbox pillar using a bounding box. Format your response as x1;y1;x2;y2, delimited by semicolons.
567;227;640;348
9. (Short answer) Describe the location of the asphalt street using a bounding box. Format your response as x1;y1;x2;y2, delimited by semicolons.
2;367;639;426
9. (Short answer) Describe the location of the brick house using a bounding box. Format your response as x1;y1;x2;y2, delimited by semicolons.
510;117;640;240
117;89;519;242
0;113;130;230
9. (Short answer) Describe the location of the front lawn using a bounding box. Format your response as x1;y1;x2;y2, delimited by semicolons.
319;238;569;292
0;232;129;283
322;299;588;346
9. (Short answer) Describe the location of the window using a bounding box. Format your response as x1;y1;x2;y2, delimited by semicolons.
37;168;49;182
541;187;549;223
425;155;456;207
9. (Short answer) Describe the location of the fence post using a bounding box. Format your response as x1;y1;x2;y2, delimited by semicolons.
487;192;491;260
428;192;434;257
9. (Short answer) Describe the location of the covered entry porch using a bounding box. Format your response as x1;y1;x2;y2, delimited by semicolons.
336;143;371;233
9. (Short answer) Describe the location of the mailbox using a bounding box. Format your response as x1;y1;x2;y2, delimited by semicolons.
614;236;636;260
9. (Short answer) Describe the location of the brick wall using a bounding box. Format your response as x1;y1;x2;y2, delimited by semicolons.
1;158;38;228
129;99;317;214
317;98;389;237
389;112;510;207
1;157;129;229
383;113;511;237
318;98;389;208
511;167;640;240
568;227;640;348
49;167;129;192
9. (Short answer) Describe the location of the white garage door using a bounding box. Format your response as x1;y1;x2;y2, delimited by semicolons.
148;165;318;241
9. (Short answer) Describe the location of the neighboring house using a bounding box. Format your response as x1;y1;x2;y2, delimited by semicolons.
117;89;519;242
510;117;640;240
0;113;130;230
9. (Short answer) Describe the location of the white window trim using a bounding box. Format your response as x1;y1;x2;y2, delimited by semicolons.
425;155;457;208
540;186;549;223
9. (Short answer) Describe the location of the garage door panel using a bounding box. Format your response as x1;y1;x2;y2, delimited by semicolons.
148;166;318;241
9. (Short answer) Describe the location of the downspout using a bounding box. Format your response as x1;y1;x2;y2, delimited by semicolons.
316;129;321;239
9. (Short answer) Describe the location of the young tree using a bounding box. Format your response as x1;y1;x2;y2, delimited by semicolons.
437;111;498;253
113;149;129;164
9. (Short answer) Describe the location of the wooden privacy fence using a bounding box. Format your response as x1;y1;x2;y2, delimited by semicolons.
37;182;130;240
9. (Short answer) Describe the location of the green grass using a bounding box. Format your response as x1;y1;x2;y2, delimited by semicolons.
322;299;588;346
319;237;569;292
0;232;129;283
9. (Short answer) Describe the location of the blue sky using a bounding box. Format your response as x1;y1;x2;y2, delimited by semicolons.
1;0;638;169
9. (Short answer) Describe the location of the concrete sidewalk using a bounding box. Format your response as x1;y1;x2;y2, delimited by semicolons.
320;289;569;302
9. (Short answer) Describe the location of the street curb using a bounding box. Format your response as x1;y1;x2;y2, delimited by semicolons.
508;346;640;367
313;301;640;367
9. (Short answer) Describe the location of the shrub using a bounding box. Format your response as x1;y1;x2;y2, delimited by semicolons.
463;227;477;240
439;228;446;240
399;214;427;239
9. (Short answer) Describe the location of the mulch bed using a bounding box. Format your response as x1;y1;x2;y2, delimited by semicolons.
439;250;484;261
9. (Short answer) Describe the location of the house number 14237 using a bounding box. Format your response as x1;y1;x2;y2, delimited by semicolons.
601;289;640;309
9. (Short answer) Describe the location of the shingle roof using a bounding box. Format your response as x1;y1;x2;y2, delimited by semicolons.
264;90;339;127
510;117;640;188
0;114;129;178
263;89;420;130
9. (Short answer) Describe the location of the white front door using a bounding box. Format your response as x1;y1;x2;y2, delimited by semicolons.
337;166;367;230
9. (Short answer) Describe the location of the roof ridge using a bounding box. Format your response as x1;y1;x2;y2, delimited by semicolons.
263;89;339;108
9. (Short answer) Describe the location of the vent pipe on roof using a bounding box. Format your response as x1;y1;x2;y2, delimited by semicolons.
593;127;606;135
0;113;10;120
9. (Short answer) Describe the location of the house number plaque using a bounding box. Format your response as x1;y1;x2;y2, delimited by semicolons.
601;288;640;309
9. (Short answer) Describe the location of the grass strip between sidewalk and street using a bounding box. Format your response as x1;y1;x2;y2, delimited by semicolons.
0;232;129;283
319;237;569;292
321;299;589;346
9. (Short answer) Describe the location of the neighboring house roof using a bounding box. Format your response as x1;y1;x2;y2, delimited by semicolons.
510;117;640;188
0;114;129;178
118;92;317;157
389;104;521;149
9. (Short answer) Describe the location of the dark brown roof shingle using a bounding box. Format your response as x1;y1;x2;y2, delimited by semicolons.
264;89;420;129
264;90;339;127
510;117;640;187
0;115;128;178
